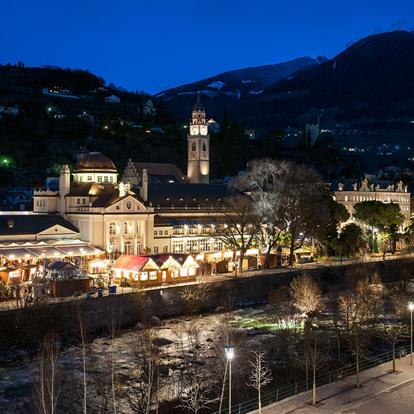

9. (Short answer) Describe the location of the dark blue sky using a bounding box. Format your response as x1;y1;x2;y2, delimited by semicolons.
2;0;414;93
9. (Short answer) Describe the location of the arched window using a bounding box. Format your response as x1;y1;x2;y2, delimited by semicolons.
191;142;196;152
109;222;116;235
202;142;207;152
124;222;128;235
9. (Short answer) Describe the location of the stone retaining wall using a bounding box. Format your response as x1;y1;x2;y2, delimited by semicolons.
1;259;413;350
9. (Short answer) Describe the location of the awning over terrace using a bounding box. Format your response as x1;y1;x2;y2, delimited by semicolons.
0;241;104;260
0;248;33;260
56;246;103;256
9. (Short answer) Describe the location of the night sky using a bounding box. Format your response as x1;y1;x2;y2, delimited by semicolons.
2;0;414;93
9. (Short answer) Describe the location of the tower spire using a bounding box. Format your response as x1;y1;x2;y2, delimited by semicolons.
193;91;204;110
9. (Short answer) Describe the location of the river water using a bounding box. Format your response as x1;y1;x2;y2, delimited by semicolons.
0;305;287;413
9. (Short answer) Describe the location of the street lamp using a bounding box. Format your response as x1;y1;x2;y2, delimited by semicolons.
79;248;85;274
225;345;235;414
409;302;414;365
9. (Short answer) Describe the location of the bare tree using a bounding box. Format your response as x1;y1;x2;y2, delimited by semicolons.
179;284;213;315
304;331;330;406
290;274;323;390
77;306;88;414
381;291;407;372
290;274;323;316
244;159;284;268
124;329;159;414
108;308;119;413
339;276;383;387
212;191;261;275
34;332;60;414
246;351;273;414
267;162;330;266
178;372;217;414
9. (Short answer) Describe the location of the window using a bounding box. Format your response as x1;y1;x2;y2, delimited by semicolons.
140;271;148;281
77;198;80;204
172;241;184;253
104;176;109;183
200;240;211;252
154;230;158;236
88;176;92;181
164;230;168;235
97;176;102;183
110;176;114;183
186;240;198;252
149;271;158;280
82;198;86;204
173;225;184;235
214;240;224;251
124;222;128;235
202;142;207;152
188;225;197;234
109;222;116;235
154;246;159;254
136;241;142;254
191;142;196;152
163;246;168;253
124;241;132;255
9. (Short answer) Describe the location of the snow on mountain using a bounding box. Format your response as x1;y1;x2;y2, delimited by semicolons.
207;80;226;89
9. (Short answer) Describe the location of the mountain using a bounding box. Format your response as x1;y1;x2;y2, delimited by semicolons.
239;30;414;131
157;57;326;120
159;31;414;135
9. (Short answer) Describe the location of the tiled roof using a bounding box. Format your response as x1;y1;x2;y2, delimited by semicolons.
148;183;228;209
67;183;125;208
131;162;185;182
67;182;97;196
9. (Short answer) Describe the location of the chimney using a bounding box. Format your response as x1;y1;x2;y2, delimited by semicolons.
140;169;148;202
119;182;126;197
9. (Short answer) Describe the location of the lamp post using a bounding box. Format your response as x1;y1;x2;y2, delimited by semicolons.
79;248;85;275
224;345;235;414
409;302;414;365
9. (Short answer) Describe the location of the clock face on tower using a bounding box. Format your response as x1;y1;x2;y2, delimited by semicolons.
190;125;199;135
200;125;208;135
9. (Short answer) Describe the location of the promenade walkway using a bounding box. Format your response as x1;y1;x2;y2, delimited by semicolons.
254;355;414;414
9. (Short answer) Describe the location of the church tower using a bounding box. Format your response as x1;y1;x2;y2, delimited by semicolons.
187;94;210;184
